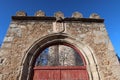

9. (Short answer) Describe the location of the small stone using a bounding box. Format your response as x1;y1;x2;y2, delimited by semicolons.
72;12;83;18
35;10;45;16
3;37;14;42
1;42;11;48
10;24;17;28
0;74;2;80
16;11;27;16
54;11;64;18
90;13;100;19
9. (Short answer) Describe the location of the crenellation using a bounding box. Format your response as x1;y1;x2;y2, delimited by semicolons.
16;11;27;16
90;13;100;19
72;12;83;18
54;11;64;19
34;10;46;16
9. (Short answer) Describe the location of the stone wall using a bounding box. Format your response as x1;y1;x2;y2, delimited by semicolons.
0;11;120;80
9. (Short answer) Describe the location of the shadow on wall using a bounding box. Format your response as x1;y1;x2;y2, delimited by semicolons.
116;54;120;63
0;43;1;48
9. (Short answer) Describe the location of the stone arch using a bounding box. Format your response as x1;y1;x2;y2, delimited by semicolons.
20;33;100;80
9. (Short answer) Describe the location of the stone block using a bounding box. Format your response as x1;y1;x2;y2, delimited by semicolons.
10;24;17;28
9;27;22;37
52;22;66;33
100;27;106;32
72;12;83;18
93;31;108;44
79;34;86;38
1;42;11;48
34;10;45;16
90;13;100;19
16;11;27;16
108;40;114;51
54;11;64;19
0;74;2;80
0;49;3;56
3;37;13;42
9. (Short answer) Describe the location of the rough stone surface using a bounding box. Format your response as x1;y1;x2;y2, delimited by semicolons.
16;11;27;16
54;11;64;19
34;10;45;16
72;12;83;18
0;12;120;80
3;37;14;42
90;13;100;19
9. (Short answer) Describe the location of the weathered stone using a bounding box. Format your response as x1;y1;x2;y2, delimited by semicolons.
1;42;11;48
16;11;27;16
54;11;64;18
93;31;108;44
108;40;114;51
3;37;14;42
72;12;83;18
7;27;22;37
90;13;100;19
52;22;66;33
0;74;2;80
34;10;45;16
10;24;17;28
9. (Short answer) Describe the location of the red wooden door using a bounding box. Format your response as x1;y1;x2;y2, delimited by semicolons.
33;67;61;80
33;66;89;80
33;44;89;80
61;67;89;80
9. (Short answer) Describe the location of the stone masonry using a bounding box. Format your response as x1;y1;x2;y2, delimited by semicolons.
0;10;120;80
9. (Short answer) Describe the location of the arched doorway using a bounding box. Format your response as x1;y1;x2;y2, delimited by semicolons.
33;43;89;80
21;33;100;80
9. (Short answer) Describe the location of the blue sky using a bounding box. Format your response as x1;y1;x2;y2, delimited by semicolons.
0;0;120;56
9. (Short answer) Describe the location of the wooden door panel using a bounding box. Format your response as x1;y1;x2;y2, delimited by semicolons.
61;70;89;80
33;66;89;80
33;70;60;80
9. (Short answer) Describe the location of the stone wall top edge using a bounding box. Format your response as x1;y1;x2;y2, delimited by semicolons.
12;16;104;23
